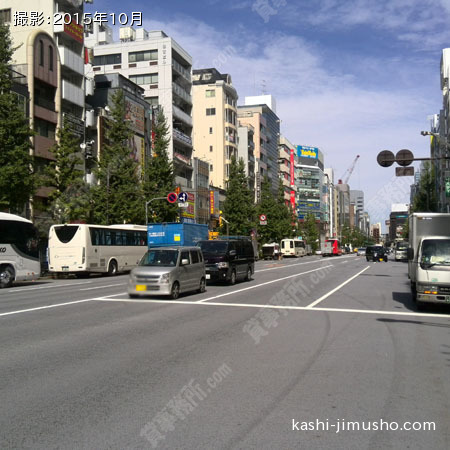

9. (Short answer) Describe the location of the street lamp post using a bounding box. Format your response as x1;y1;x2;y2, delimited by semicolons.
145;197;167;225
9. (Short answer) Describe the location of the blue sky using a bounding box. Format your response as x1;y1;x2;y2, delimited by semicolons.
88;0;450;225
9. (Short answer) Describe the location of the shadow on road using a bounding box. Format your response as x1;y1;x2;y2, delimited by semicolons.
377;317;450;328
392;291;450;315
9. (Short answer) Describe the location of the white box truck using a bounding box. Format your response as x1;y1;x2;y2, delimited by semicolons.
408;213;450;307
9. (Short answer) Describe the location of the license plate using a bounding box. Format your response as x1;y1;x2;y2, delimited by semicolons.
62;267;69;271
206;274;210;280
136;285;147;292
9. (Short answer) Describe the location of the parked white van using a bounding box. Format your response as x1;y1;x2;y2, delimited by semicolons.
128;247;206;299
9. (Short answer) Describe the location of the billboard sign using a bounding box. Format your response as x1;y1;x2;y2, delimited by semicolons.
125;97;145;134
181;192;195;219
297;145;319;160
290;148;295;185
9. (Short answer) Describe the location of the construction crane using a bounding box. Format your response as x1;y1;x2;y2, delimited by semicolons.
338;155;360;184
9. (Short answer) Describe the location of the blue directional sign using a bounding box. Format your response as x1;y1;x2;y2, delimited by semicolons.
178;192;188;202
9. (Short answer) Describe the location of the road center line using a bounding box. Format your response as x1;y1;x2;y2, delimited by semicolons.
0;299;96;318
79;283;124;291
257;255;355;272
306;266;371;308
4;281;94;293
197;265;333;303
93;297;450;320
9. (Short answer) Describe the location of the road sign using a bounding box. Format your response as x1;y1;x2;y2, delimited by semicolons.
395;166;414;176
377;150;395;167
396;149;414;166
178;202;188;208
167;192;177;203
178;192;188;202
259;214;267;225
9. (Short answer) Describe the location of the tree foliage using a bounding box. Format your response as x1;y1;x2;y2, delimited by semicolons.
44;124;84;200
299;213;320;252
91;89;142;224
256;178;294;244
0;23;35;213
412;162;438;212
143;109;178;223
221;155;255;235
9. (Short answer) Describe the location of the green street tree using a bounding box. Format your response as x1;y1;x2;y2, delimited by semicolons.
221;155;255;235
256;178;293;244
411;161;438;212
300;213;320;252
44;123;84;197
49;180;94;224
0;23;35;213
91;89;142;225
143;108;178;223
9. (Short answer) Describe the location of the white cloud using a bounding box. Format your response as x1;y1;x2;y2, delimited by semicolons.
141;14;440;220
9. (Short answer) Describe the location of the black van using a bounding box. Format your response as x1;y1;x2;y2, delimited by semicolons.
197;239;255;284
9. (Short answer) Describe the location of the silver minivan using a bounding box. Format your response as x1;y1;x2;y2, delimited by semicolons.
128;246;206;299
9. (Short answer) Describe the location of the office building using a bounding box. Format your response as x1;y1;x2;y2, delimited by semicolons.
238;96;280;198
85;25;194;190
192;68;238;190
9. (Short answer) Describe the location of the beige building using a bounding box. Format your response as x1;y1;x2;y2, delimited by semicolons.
192;68;238;190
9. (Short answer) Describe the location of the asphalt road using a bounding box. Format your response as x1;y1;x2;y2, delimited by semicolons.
1;255;449;449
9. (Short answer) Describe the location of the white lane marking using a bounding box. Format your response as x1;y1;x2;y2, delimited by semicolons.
257;255;355;272
0;299;96;318
197;265;333;303
306;266;370;308
93;297;450;319
79;283;124;291
5;281;94;293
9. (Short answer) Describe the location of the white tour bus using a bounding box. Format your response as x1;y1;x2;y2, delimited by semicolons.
48;223;147;277
0;212;41;288
280;238;306;257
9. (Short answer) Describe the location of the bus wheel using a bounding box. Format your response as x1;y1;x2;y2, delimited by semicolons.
0;266;14;288
107;260;118;276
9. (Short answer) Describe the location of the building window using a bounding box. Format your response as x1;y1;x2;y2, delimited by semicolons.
205;89;215;97
39;40;44;66
210;164;213;171
206;108;216;116
146;96;159;106
0;8;11;24
128;50;158;62
209;127;213;134
48;46;53;71
209;145;213;152
93;53;122;65
129;73;158;85
34;118;56;139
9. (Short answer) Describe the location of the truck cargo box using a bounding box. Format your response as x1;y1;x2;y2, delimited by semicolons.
147;223;209;247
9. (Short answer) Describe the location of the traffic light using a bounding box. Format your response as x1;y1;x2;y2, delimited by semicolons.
175;186;181;195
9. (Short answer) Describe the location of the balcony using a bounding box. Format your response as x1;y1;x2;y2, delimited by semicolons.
173;128;193;147
174;151;192;167
172;105;193;127
172;60;191;83
58;46;84;75
175;175;193;189
172;82;192;105
62;79;84;107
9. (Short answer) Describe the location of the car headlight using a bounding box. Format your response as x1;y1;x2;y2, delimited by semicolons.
160;273;170;283
217;262;229;269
